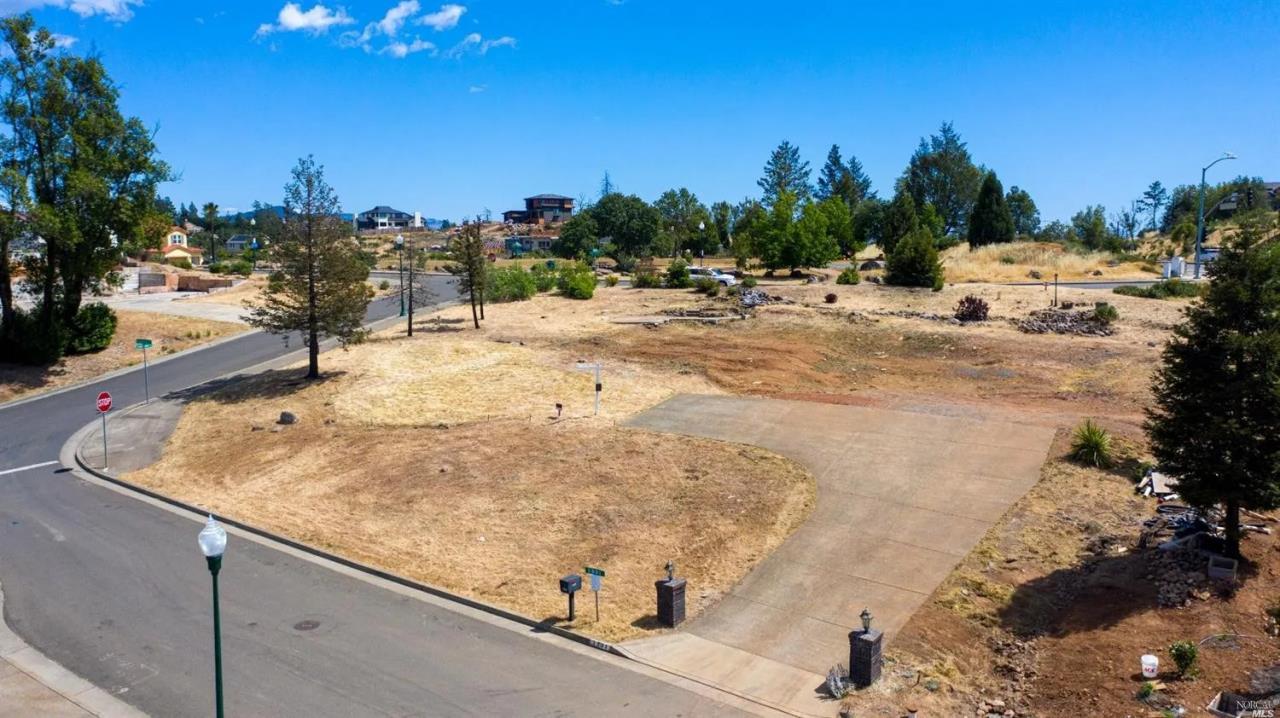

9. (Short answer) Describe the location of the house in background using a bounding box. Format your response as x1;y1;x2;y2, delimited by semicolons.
357;206;421;231
166;226;190;246
505;236;555;255
225;234;255;253
503;194;574;225
145;225;204;266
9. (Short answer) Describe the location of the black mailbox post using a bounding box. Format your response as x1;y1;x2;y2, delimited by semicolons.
560;574;582;621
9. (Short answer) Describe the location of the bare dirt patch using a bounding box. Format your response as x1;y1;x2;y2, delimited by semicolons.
0;309;244;404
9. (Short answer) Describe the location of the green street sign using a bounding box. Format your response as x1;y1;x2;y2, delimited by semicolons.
135;338;153;350
584;566;606;577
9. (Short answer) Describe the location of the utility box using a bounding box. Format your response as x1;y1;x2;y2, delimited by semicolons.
655;578;686;627
849;628;883;688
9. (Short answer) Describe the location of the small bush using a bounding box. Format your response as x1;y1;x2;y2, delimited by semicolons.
207;262;224;274
170;258;192;270
1093;302;1119;324
954;294;990;322
665;259;691;289
556;262;596;300
1137;681;1156;700
825;665;849;699
486;266;538;302
693;277;719;295
1112;279;1205;300
885;228;945;291
632;271;661;289
999;255;1016;265
378;279;391;291
226;259;253;276
1070;419;1113;468
605;274;619;287
836;267;860;285
741;276;758;288
529;264;557;292
66;302;118;355
1169;640;1199;679
824;292;838;304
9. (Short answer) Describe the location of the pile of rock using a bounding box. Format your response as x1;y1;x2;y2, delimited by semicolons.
871;308;963;325
1014;308;1115;336
975;696;1026;717
738;288;788;308
1146;548;1211;607
981;637;1038;716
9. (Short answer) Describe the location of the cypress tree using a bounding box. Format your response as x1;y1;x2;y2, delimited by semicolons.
879;190;919;256
967;171;1015;248
885;226;944;290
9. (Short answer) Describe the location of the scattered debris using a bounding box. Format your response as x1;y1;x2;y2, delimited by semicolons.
738;288;790;308
1137;470;1180;501
1014;308;1115;336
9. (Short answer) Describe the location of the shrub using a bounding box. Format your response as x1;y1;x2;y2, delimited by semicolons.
693;277;719;295
836;267;861;285
1112;279;1206;300
605;274;619;287
170;258;192;270
1137;681;1156;700
378;279;391;291
486;266;537;302
632;271;662;289
1169;640;1199;679
954;295;990;322
824;292;838;304
1070;419;1113;468
665;259;691;288
529;264;557;292
825;665;849;699
226;259;253;276
1093;302;1119;324
741;276;758;288
66;302;118;355
885;227;944;291
556;262;596;300
207;262;224;274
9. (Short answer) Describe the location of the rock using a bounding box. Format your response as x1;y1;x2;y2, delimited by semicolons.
1015;308;1115;337
1027;270;1043;280
1092;270;1104;276
859;260;883;271
278;411;298;425
250;425;264;432
869;276;882;284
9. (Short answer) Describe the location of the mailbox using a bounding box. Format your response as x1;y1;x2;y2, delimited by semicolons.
560;574;582;594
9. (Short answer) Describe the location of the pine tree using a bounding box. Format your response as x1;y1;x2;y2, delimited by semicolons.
885;226;944;291
816;145;845;201
1147;219;1280;558
967;172;1015;248
1006;186;1040;237
245;156;372;379
901;122;983;237
449;219;488;329
817;144;874;210
758;140;812;207
879;190;919;256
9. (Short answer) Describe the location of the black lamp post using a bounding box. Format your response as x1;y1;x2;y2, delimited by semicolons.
198;516;228;718
395;234;406;317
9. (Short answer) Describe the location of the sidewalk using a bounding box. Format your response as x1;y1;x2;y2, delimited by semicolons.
0;582;145;717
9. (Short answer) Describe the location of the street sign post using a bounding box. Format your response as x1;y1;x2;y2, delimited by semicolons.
585;566;606;621
96;391;112;470
574;362;602;416
135;338;153;403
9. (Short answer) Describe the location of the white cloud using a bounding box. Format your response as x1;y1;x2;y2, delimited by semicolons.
376;0;417;36
468;84;485;93
380;37;434;58
49;31;75;47
480;35;515;53
415;3;464;31
0;0;141;22
255;3;355;38
446;33;513;57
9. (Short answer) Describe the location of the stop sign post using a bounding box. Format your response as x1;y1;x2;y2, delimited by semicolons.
96;391;111;470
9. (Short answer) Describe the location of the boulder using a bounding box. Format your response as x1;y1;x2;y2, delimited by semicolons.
278;411;298;425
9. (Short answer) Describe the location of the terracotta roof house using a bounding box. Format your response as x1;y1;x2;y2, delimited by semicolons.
146;226;204;265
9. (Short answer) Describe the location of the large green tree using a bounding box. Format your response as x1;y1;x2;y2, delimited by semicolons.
553;213;598;259
816;144;874;210
710;200;733;250
967;172;1015;248
1146;218;1280;558
653;187;712;256
590;192;660;258
879;189;920;256
0;14;169;362
245;157;372;379
900;122;983;238
1071;205;1116;251
758;140;812;207
1005;186;1040;238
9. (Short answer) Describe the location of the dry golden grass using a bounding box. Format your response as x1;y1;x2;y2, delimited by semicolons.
941;241;1157;283
128;372;814;642
0;310;244;404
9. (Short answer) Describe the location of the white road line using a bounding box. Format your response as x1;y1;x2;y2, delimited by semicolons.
0;460;59;476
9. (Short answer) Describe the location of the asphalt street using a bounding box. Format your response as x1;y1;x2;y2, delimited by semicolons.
0;279;747;717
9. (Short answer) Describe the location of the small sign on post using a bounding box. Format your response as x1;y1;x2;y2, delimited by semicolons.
585;566;606;621
574;362;602;416
135;338;153;403
96;391;112;470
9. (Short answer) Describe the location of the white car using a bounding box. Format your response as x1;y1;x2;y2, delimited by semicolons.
688;266;737;286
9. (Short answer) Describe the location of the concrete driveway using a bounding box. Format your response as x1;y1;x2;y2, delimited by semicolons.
622;395;1055;715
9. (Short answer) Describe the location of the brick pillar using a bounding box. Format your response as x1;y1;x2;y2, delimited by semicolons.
849;628;883;688
655;578;686;627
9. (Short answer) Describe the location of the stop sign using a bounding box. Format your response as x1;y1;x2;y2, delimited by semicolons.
96;391;112;413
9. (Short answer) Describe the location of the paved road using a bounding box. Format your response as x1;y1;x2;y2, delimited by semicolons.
0;279;746;717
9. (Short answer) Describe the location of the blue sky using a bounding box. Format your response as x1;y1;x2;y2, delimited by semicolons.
4;0;1277;224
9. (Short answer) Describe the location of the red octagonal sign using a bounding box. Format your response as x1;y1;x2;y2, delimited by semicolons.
96;391;112;413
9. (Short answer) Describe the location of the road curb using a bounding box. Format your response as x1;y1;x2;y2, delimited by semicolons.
0;580;147;717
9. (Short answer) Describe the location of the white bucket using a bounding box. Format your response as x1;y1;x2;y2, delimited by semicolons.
1141;654;1159;678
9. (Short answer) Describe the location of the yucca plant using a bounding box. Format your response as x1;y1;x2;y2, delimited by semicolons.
1070;419;1113;468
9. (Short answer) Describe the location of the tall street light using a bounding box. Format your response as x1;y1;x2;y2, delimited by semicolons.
698;220;706;266
395;234;405;317
1195;152;1237;279
198;515;228;718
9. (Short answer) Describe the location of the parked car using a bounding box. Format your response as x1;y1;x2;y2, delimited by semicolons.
688;266;737;286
